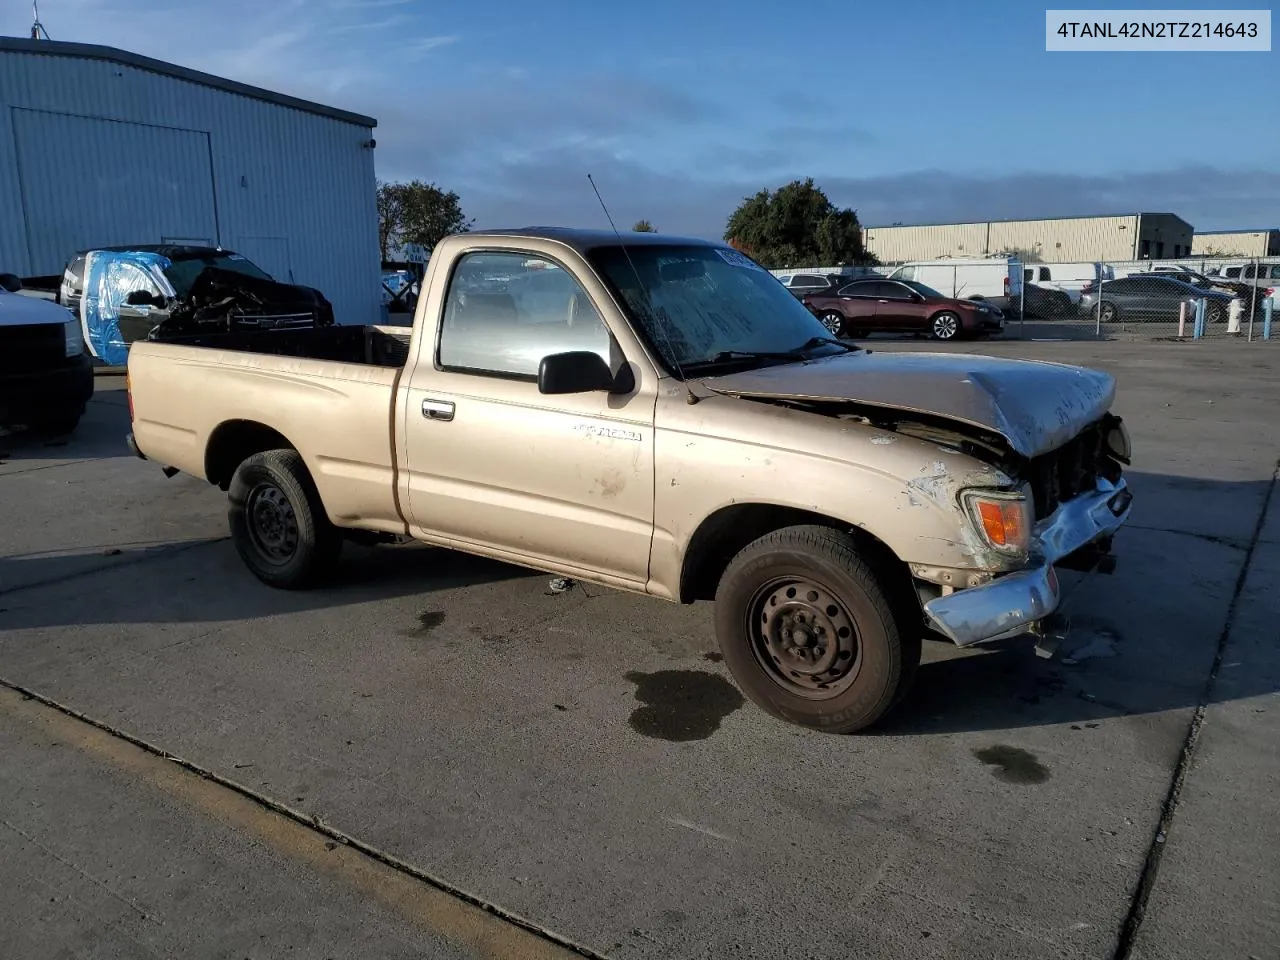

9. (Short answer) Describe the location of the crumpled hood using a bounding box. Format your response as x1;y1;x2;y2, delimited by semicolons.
161;266;333;333
702;350;1116;458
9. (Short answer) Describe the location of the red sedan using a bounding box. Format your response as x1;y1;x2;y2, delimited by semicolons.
803;277;1005;341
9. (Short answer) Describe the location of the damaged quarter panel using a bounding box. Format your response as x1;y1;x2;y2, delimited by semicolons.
648;379;1017;600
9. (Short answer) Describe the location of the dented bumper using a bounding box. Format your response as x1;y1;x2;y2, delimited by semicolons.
922;477;1133;646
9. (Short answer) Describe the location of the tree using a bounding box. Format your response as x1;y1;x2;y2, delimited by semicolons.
723;178;876;269
376;179;473;260
632;220;657;232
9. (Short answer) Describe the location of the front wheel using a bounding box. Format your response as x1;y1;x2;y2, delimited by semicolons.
930;311;961;340
818;311;845;337
228;449;342;589
713;525;920;734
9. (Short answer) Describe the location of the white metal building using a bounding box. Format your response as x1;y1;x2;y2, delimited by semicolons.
0;37;381;323
1190;229;1280;259
863;213;1195;264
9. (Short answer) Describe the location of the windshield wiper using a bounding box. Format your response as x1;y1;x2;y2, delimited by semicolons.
686;336;861;370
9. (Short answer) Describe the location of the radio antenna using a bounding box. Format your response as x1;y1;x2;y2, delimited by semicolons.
586;173;688;386
31;0;52;39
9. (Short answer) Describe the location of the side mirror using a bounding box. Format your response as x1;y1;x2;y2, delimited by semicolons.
537;351;616;395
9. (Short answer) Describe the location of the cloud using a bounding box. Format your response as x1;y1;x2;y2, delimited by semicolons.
406;35;458;58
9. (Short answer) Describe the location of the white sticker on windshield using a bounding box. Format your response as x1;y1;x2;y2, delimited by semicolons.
715;248;764;271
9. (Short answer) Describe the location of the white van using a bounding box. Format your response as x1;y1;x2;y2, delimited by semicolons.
1023;262;1112;304
885;257;1023;312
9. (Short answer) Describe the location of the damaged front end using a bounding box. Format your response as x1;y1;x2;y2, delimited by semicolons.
901;411;1133;647
157;267;334;337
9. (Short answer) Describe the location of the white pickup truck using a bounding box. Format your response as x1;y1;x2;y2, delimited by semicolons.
0;272;93;434
125;228;1133;734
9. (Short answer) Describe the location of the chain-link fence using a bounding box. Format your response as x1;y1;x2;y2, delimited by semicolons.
1015;256;1280;342
775;256;1280;344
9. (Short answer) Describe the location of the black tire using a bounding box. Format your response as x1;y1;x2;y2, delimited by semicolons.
228;449;341;589
929;311;961;341
29;407;83;436
818;311;845;338
713;525;921;734
1099;301;1119;324
1206;304;1226;325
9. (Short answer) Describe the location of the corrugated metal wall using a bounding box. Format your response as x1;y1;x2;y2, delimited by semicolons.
986;216;1139;261
861;222;989;262
0;47;379;324
1191;231;1278;258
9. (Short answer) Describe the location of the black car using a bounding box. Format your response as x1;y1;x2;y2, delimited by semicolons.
1080;274;1233;325
58;245;334;348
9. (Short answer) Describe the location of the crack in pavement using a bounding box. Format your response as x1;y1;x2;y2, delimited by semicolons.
0;679;606;960
1111;459;1280;960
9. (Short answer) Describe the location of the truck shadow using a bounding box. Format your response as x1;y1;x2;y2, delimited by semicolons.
0;468;1275;736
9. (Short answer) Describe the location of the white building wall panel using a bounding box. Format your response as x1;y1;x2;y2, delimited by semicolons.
987;216;1138;262
862;223;989;262
1191;231;1276;258
0;47;379;324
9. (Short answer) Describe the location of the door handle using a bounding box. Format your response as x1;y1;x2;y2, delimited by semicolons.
422;398;455;422
878;299;890;303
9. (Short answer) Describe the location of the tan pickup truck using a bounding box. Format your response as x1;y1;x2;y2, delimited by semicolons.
125;227;1133;733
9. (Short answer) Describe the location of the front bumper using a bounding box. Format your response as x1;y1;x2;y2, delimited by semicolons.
0;353;94;419
921;477;1133;646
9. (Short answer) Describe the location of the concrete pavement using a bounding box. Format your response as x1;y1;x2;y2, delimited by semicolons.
1;339;1277;959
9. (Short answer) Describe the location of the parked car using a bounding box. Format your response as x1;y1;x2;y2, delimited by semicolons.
1023;262;1112;305
125;227;1132;735
1080;274;1233;324
0;272;93;434
1022;282;1076;319
1235;261;1280;306
773;272;846;300
58;245;334;366
803;277;1005;340
883;257;1023;313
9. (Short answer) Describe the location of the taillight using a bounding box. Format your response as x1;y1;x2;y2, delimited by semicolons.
1004;276;1010;296
1081;281;1094;295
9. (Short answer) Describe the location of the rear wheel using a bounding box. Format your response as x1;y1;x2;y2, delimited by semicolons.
228;449;341;589
819;311;845;337
930;311;961;341
1099;301;1118;324
713;525;920;734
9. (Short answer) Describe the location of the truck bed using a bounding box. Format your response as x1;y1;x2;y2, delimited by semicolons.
153;324;413;368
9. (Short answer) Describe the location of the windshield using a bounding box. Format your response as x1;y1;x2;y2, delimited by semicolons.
163;253;273;297
586;244;850;375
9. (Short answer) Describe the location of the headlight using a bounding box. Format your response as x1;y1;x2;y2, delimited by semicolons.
962;489;1032;557
1103;417;1131;464
976;305;990;313
64;314;84;357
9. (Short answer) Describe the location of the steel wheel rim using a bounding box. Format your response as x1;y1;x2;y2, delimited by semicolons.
821;312;842;335
748;577;863;699
934;314;958;339
245;482;299;564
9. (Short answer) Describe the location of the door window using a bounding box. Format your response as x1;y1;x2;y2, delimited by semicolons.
438;252;611;378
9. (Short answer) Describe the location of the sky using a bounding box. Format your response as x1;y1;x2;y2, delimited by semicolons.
5;0;1279;239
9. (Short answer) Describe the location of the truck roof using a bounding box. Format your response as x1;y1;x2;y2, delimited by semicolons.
71;245;230;261
466;227;720;253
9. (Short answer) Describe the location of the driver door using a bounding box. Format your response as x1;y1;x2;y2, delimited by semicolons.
401;250;659;585
116;268;171;344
